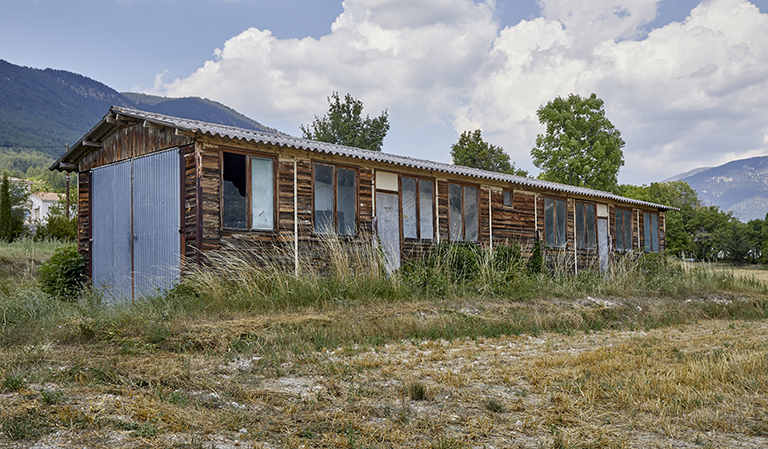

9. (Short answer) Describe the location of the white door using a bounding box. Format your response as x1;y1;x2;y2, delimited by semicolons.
376;192;400;273
598;218;609;273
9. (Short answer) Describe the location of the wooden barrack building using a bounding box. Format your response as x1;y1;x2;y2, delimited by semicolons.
52;107;673;300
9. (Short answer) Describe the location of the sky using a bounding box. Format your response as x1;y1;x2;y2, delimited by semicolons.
2;0;768;185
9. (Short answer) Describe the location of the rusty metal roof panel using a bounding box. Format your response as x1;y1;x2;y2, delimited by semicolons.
61;106;675;211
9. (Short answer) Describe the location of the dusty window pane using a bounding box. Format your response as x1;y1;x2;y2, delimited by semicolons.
576;203;585;249
314;164;334;233
652;214;659;252
644;213;652;252
337;168;356;235
503;191;512;207
556;199;566;247
615;210;624;251
624;210;633;251
222;152;247;229
464;186;477;241
585;204;596;249
545;198;555;246
449;184;462;241
419;180;433;240
251;157;273;230
402;177;417;239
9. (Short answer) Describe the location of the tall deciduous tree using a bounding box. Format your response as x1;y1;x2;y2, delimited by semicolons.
450;129;528;176
531;93;624;192
300;92;390;152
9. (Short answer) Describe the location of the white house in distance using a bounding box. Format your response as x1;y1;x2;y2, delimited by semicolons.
27;192;63;224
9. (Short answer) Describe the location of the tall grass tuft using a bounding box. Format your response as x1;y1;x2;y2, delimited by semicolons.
178;232;409;314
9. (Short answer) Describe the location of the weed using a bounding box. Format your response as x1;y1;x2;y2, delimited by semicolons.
1;411;51;440
131;423;159;438
484;397;505;413
40;389;63;404
405;380;430;401
3;374;25;392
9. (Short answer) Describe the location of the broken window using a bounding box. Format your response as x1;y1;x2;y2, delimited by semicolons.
401;177;434;240
222;151;275;231
449;183;478;242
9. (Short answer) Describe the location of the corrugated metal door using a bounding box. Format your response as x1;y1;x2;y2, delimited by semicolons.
91;160;133;301
132;149;181;297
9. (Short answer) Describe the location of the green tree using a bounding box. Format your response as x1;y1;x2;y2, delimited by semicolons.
450;129;528;176
0;173;28;242
619;181;701;257
531;93;625;192
300;92;390;151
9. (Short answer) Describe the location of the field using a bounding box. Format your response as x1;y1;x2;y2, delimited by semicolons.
2;239;768;448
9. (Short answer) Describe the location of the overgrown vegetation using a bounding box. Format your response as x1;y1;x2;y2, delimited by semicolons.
2;238;768;447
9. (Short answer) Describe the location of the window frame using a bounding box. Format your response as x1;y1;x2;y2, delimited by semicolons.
615;207;633;252
575;202;597;250
544;197;567;248
448;182;479;242
312;162;359;236
644;212;660;253
220;149;277;232
400;176;435;241
502;190;514;208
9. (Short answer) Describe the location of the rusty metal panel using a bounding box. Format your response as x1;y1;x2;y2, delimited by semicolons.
132;149;181;298
91;160;132;302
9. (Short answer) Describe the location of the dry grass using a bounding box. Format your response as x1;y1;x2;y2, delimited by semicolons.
2;299;768;448
4;240;768;447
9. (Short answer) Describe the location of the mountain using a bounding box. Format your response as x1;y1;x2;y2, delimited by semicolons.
0;59;279;173
666;156;768;222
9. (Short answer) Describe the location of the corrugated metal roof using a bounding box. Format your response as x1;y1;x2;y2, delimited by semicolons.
55;106;675;211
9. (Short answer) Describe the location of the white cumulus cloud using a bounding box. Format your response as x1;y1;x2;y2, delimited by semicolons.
159;0;768;185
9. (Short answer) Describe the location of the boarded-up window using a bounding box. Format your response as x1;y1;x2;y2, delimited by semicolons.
576;203;596;250
644;212;659;253
314;164;356;235
448;183;479;242
615;208;633;252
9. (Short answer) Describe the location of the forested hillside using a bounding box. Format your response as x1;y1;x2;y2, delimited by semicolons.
0;59;278;187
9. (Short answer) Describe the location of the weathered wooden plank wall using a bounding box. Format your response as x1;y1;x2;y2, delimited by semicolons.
79;126;191;171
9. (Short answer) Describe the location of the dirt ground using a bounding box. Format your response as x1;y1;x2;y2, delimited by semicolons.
2;309;768;449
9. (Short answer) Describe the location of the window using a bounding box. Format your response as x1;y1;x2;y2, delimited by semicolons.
314;163;357;235
401;177;434;240
222;151;274;230
644;212;659;253
449;183;478;241
503;190;513;208
576;203;596;250
615;208;633;252
544;198;566;248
